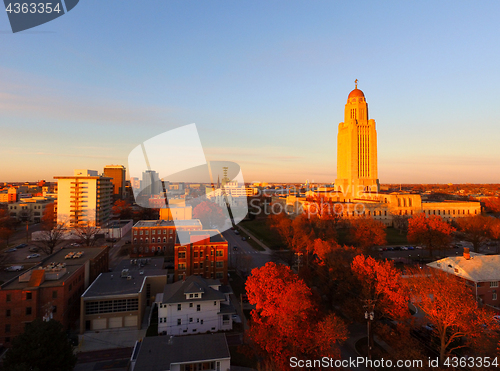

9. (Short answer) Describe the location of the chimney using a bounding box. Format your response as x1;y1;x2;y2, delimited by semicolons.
463;247;470;260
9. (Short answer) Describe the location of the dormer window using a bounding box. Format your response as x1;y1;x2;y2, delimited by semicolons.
189;294;193;298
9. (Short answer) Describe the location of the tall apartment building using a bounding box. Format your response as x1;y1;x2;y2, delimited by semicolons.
54;170;113;227
103;165;126;200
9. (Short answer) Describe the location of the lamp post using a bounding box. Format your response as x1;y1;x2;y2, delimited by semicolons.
363;299;376;360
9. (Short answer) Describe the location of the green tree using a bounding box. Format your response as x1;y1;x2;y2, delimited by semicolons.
3;319;77;371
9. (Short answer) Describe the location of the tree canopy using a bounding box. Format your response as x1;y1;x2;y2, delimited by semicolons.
407;213;455;257
3;319;77;371
245;262;347;370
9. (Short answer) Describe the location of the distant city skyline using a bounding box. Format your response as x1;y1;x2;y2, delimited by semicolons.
1;1;500;183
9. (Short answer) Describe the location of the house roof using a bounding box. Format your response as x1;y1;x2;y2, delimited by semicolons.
133;333;230;371
162;276;225;304
427;253;500;282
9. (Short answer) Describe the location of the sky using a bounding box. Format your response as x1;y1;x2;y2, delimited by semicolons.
1;1;500;184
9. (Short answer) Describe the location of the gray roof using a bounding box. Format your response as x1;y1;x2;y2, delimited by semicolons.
162;276;225;304
427;253;500;282
133;219;202;228
134;333;230;371
83;260;167;298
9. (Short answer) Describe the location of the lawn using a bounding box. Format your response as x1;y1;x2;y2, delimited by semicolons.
385;227;408;245
239;217;286;250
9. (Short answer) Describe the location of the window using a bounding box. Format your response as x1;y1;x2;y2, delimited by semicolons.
177;304;182;311
152;237;155;243
6;294;11;302
194;252;198;258
189;294;193;298
26;307;32;315
189;303;193;307
152;230;156;235
177;319;181;325
178;263;186;270
216;272;223;279
6;309;10;317
194;263;198;269
490;282;499;288
134;230;137;235
216;261;223;268
199;252;203;258
200;319;203;325
53;305;57;313
163;237;166;243
26;292;32;300
178;252;186;259
197;304;201;311
493;292;498;301
5;324;10;333
189;317;193;323
140;230;143;235
216;250;223;257
214;301;217;306
199;262;203;269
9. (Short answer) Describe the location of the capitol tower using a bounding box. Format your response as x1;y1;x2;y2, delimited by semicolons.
335;80;380;196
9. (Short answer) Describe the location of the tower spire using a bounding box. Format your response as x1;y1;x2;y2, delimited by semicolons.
355;79;358;89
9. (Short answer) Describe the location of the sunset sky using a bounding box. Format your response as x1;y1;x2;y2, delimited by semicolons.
1;1;500;184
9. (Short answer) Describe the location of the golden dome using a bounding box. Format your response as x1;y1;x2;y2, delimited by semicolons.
348;88;365;99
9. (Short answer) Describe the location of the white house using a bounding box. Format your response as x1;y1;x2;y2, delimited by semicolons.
156;276;234;336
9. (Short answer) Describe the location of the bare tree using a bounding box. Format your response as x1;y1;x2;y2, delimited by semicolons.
73;222;100;247
35;222;67;255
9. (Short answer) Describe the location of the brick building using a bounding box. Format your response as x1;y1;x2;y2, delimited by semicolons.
427;249;500;309
130;219;202;258
174;230;229;284
0;246;108;347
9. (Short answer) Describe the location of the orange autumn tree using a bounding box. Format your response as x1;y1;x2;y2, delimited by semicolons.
347;216;387;253
483;197;500;213
351;255;409;321
407;213;455;257
455;214;495;252
245;262;348;370
406;267;500;364
193;200;226;229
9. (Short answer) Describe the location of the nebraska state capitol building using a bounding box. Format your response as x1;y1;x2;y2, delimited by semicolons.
275;82;481;224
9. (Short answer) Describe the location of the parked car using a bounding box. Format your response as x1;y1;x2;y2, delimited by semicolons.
241;237;246;241
232;314;242;323
5;265;24;272
15;243;28;249
241;294;249;303
4;248;17;253
27;253;41;259
234;230;240;235
233;246;238;251
29;247;39;252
